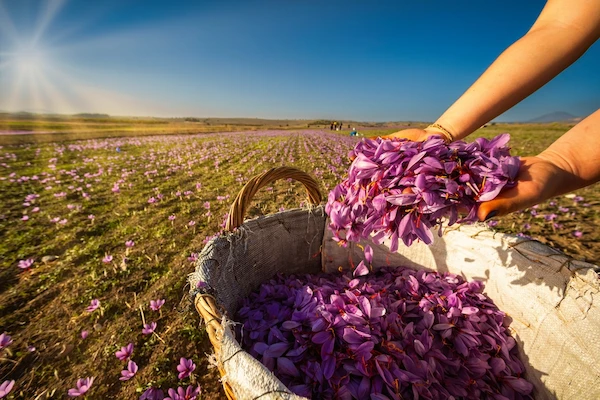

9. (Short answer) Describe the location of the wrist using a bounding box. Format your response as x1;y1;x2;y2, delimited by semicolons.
424;123;455;143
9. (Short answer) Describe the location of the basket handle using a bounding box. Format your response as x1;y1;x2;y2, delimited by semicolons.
225;166;322;231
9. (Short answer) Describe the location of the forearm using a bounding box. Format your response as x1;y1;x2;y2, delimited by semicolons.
432;0;600;140
436;28;596;140
538;109;600;194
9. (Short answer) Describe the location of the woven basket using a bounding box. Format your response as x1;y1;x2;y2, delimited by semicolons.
194;167;322;399
190;167;600;400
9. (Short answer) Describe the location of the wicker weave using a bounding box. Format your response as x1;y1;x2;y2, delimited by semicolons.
195;166;322;400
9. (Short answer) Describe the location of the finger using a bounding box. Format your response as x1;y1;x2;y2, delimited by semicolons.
477;181;543;221
477;195;517;221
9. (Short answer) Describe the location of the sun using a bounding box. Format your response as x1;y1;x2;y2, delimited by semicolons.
12;47;47;78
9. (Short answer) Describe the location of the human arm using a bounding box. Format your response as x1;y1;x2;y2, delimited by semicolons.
477;109;600;220
384;0;600;142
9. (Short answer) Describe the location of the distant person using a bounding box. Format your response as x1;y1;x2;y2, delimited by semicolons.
384;0;600;222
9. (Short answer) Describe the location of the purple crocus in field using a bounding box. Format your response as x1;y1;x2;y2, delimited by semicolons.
165;385;201;400
125;240;135;248
140;387;164;400
115;343;134;361
142;322;157;335
85;299;100;313
81;330;89;339
102;254;113;263
150;299;165;311
18;258;34;270
168;214;176;221
0;380;15;398
0;333;12;349
119;360;138;381
176;357;196;380
573;230;583;238
67;377;94;397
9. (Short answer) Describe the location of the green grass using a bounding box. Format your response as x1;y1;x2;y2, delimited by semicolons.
0;122;597;399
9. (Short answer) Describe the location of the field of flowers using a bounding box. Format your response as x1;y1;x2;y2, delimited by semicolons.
0;127;598;399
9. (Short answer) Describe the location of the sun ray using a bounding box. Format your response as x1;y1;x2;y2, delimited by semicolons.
32;0;67;46
0;2;20;45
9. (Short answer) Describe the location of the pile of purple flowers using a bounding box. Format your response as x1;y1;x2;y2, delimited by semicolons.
326;134;520;249
237;267;533;400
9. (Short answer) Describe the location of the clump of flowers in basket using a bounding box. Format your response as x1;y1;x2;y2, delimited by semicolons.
237;267;533;399
325;134;520;249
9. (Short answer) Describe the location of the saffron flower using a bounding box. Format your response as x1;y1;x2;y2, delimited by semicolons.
102;254;113;263
0;333;12;349
168;214;176;221
188;220;196;227
81;330;89;339
573;231;583;238
326;134;519;249
119;360;138;381
142;322;157;335
18;258;34;270
176;357;196;380
0;380;15;398
165;385;201;400
150;299;165;311
115;343;134;361
237;266;533;399
67;377;94;397
85;299;100;312
140;387;164;400
196;281;207;289
125;240;135;248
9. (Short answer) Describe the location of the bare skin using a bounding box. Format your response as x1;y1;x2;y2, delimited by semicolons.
382;0;600;220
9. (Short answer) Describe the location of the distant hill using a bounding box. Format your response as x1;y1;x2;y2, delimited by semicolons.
527;111;581;123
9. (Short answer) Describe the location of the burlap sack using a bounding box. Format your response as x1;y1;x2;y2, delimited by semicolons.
189;205;599;400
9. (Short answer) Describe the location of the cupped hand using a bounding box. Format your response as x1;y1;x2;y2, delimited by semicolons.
477;156;575;221
374;128;451;142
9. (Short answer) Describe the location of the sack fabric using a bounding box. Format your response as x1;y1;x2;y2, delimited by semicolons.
189;205;600;400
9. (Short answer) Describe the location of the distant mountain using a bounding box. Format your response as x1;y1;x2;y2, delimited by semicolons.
527;111;580;123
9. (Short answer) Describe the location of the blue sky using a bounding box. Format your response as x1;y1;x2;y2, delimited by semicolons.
0;0;598;121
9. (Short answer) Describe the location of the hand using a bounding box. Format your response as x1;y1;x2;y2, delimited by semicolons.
477;156;574;221
374;128;449;142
